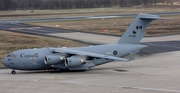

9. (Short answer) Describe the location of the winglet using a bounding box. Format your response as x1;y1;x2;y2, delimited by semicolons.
124;50;141;62
126;52;137;62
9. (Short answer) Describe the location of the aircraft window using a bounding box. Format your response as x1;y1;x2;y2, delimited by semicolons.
6;53;16;58
7;55;11;57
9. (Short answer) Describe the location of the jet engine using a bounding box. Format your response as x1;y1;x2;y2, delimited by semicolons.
44;54;65;65
65;56;86;67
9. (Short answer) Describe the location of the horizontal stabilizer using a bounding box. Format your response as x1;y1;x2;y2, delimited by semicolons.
139;14;173;20
139;15;160;20
140;17;173;20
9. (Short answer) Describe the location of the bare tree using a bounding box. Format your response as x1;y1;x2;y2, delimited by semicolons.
0;0;175;10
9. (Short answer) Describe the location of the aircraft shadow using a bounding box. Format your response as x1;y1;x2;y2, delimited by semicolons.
16;69;87;74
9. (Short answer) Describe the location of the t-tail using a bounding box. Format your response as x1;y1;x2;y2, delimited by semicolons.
117;14;170;44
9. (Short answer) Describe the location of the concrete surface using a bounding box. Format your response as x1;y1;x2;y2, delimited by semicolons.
1;51;180;93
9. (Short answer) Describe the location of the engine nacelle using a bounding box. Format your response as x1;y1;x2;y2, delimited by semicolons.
44;54;65;65
65;56;86;67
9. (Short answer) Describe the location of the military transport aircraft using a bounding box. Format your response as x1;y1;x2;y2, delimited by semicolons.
2;14;169;74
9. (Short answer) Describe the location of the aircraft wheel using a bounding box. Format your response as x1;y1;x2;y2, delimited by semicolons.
11;70;16;74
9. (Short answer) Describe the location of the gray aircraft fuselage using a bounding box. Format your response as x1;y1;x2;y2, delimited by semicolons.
2;44;146;70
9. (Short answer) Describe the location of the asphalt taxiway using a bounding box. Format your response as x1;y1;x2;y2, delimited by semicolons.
1;11;180;23
1;22;180;55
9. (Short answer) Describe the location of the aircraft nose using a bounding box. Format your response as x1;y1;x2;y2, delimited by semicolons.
2;58;7;67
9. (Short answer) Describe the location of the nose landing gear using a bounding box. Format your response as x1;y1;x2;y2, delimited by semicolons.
11;70;16;74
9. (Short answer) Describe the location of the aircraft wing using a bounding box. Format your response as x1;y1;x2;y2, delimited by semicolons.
54;48;128;61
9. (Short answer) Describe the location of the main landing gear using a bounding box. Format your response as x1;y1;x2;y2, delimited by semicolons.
11;70;16;74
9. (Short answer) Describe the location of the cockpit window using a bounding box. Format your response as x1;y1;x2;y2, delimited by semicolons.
7;53;16;58
7;55;11;57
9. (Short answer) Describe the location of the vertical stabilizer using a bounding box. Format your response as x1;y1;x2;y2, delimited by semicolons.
117;14;161;44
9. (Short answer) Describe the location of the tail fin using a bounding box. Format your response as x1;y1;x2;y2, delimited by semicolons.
117;14;165;44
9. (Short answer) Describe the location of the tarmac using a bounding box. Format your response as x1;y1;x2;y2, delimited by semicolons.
1;34;180;93
1;50;180;93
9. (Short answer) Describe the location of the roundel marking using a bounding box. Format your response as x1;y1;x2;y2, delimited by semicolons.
113;50;118;55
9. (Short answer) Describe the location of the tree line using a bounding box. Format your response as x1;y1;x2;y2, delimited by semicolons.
0;0;178;10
